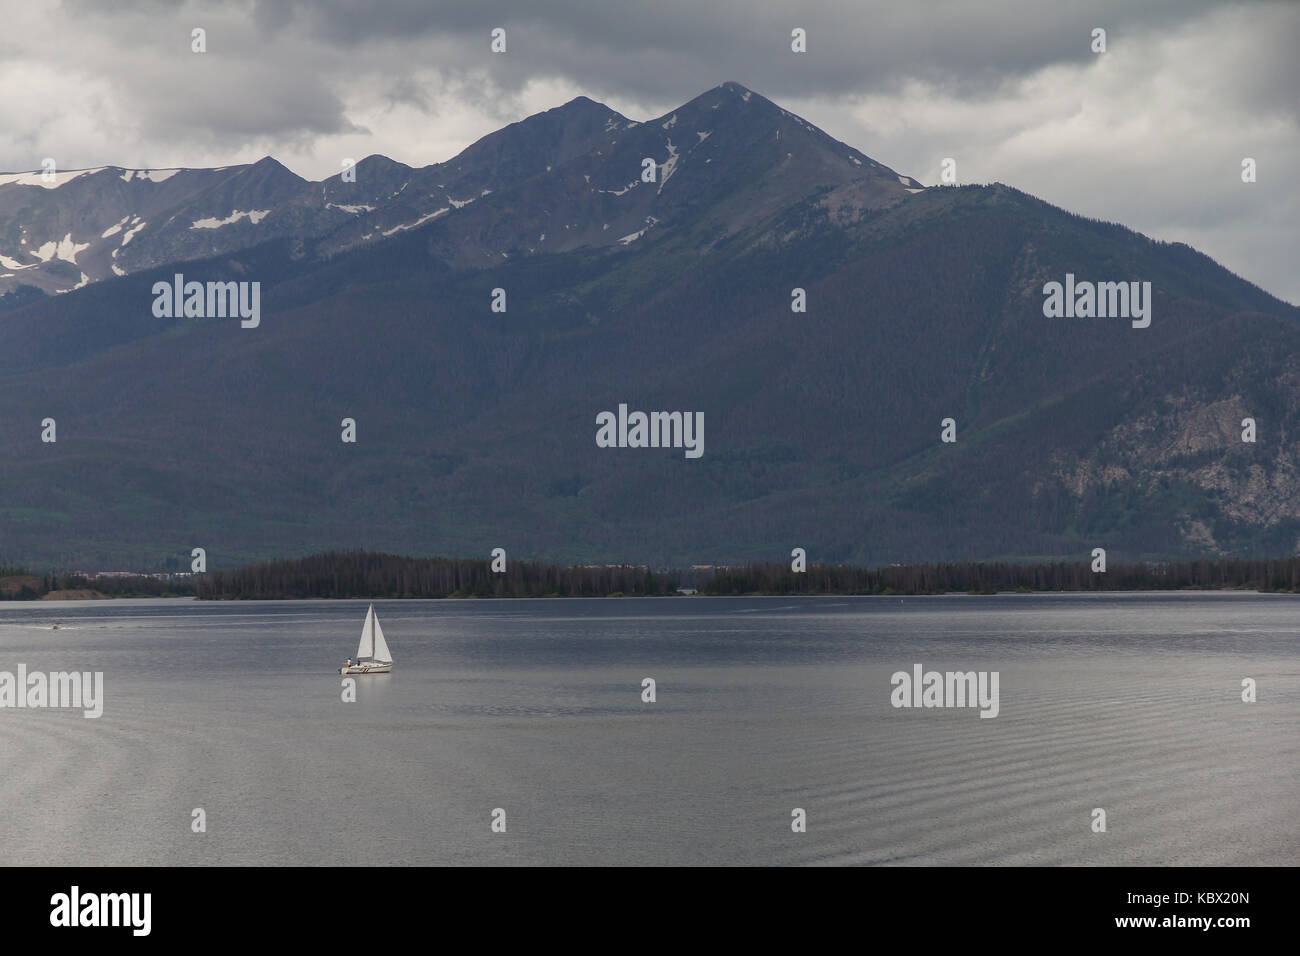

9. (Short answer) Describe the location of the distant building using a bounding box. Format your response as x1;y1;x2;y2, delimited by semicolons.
78;570;194;580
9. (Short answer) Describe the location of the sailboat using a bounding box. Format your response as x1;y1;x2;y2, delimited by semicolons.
339;604;393;674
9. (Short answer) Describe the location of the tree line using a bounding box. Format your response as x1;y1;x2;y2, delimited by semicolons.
701;558;1300;595
197;552;1300;598
193;550;677;599
6;553;1300;600
0;569;195;599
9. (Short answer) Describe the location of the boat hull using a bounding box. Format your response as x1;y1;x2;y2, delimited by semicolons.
339;662;392;675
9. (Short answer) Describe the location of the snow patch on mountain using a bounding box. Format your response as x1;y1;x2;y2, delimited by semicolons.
55;272;91;293
122;169;181;183
662;114;677;129
191;209;271;229
0;168;103;188
58;234;90;263
657;140;680;194
380;207;449;236
696;131;712;143
101;216;131;239
32;233;91;265
120;219;147;245
618;216;658;245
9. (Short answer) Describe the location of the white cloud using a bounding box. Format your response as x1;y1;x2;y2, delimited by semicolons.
788;4;1300;302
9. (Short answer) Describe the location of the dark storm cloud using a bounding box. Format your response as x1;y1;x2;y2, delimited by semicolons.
51;0;1299;139
235;0;1290;108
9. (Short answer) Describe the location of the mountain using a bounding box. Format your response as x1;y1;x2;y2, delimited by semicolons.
0;159;305;298
0;84;919;301
0;83;1297;570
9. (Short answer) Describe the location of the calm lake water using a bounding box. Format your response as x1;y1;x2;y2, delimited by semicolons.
0;593;1296;866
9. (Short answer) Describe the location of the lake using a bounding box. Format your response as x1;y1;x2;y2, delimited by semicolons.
0;593;1295;866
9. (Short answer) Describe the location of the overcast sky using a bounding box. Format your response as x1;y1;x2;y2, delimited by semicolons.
3;0;1296;302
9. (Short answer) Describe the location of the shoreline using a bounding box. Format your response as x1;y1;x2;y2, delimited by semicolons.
4;588;1297;604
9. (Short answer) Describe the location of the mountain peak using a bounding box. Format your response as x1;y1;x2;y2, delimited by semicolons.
556;94;606;111
680;81;769;112
717;80;758;97
539;94;625;127
247;155;302;178
647;82;795;137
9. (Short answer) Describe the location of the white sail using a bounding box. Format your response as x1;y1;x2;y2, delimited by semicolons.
371;614;392;663
341;604;393;673
355;604;375;660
